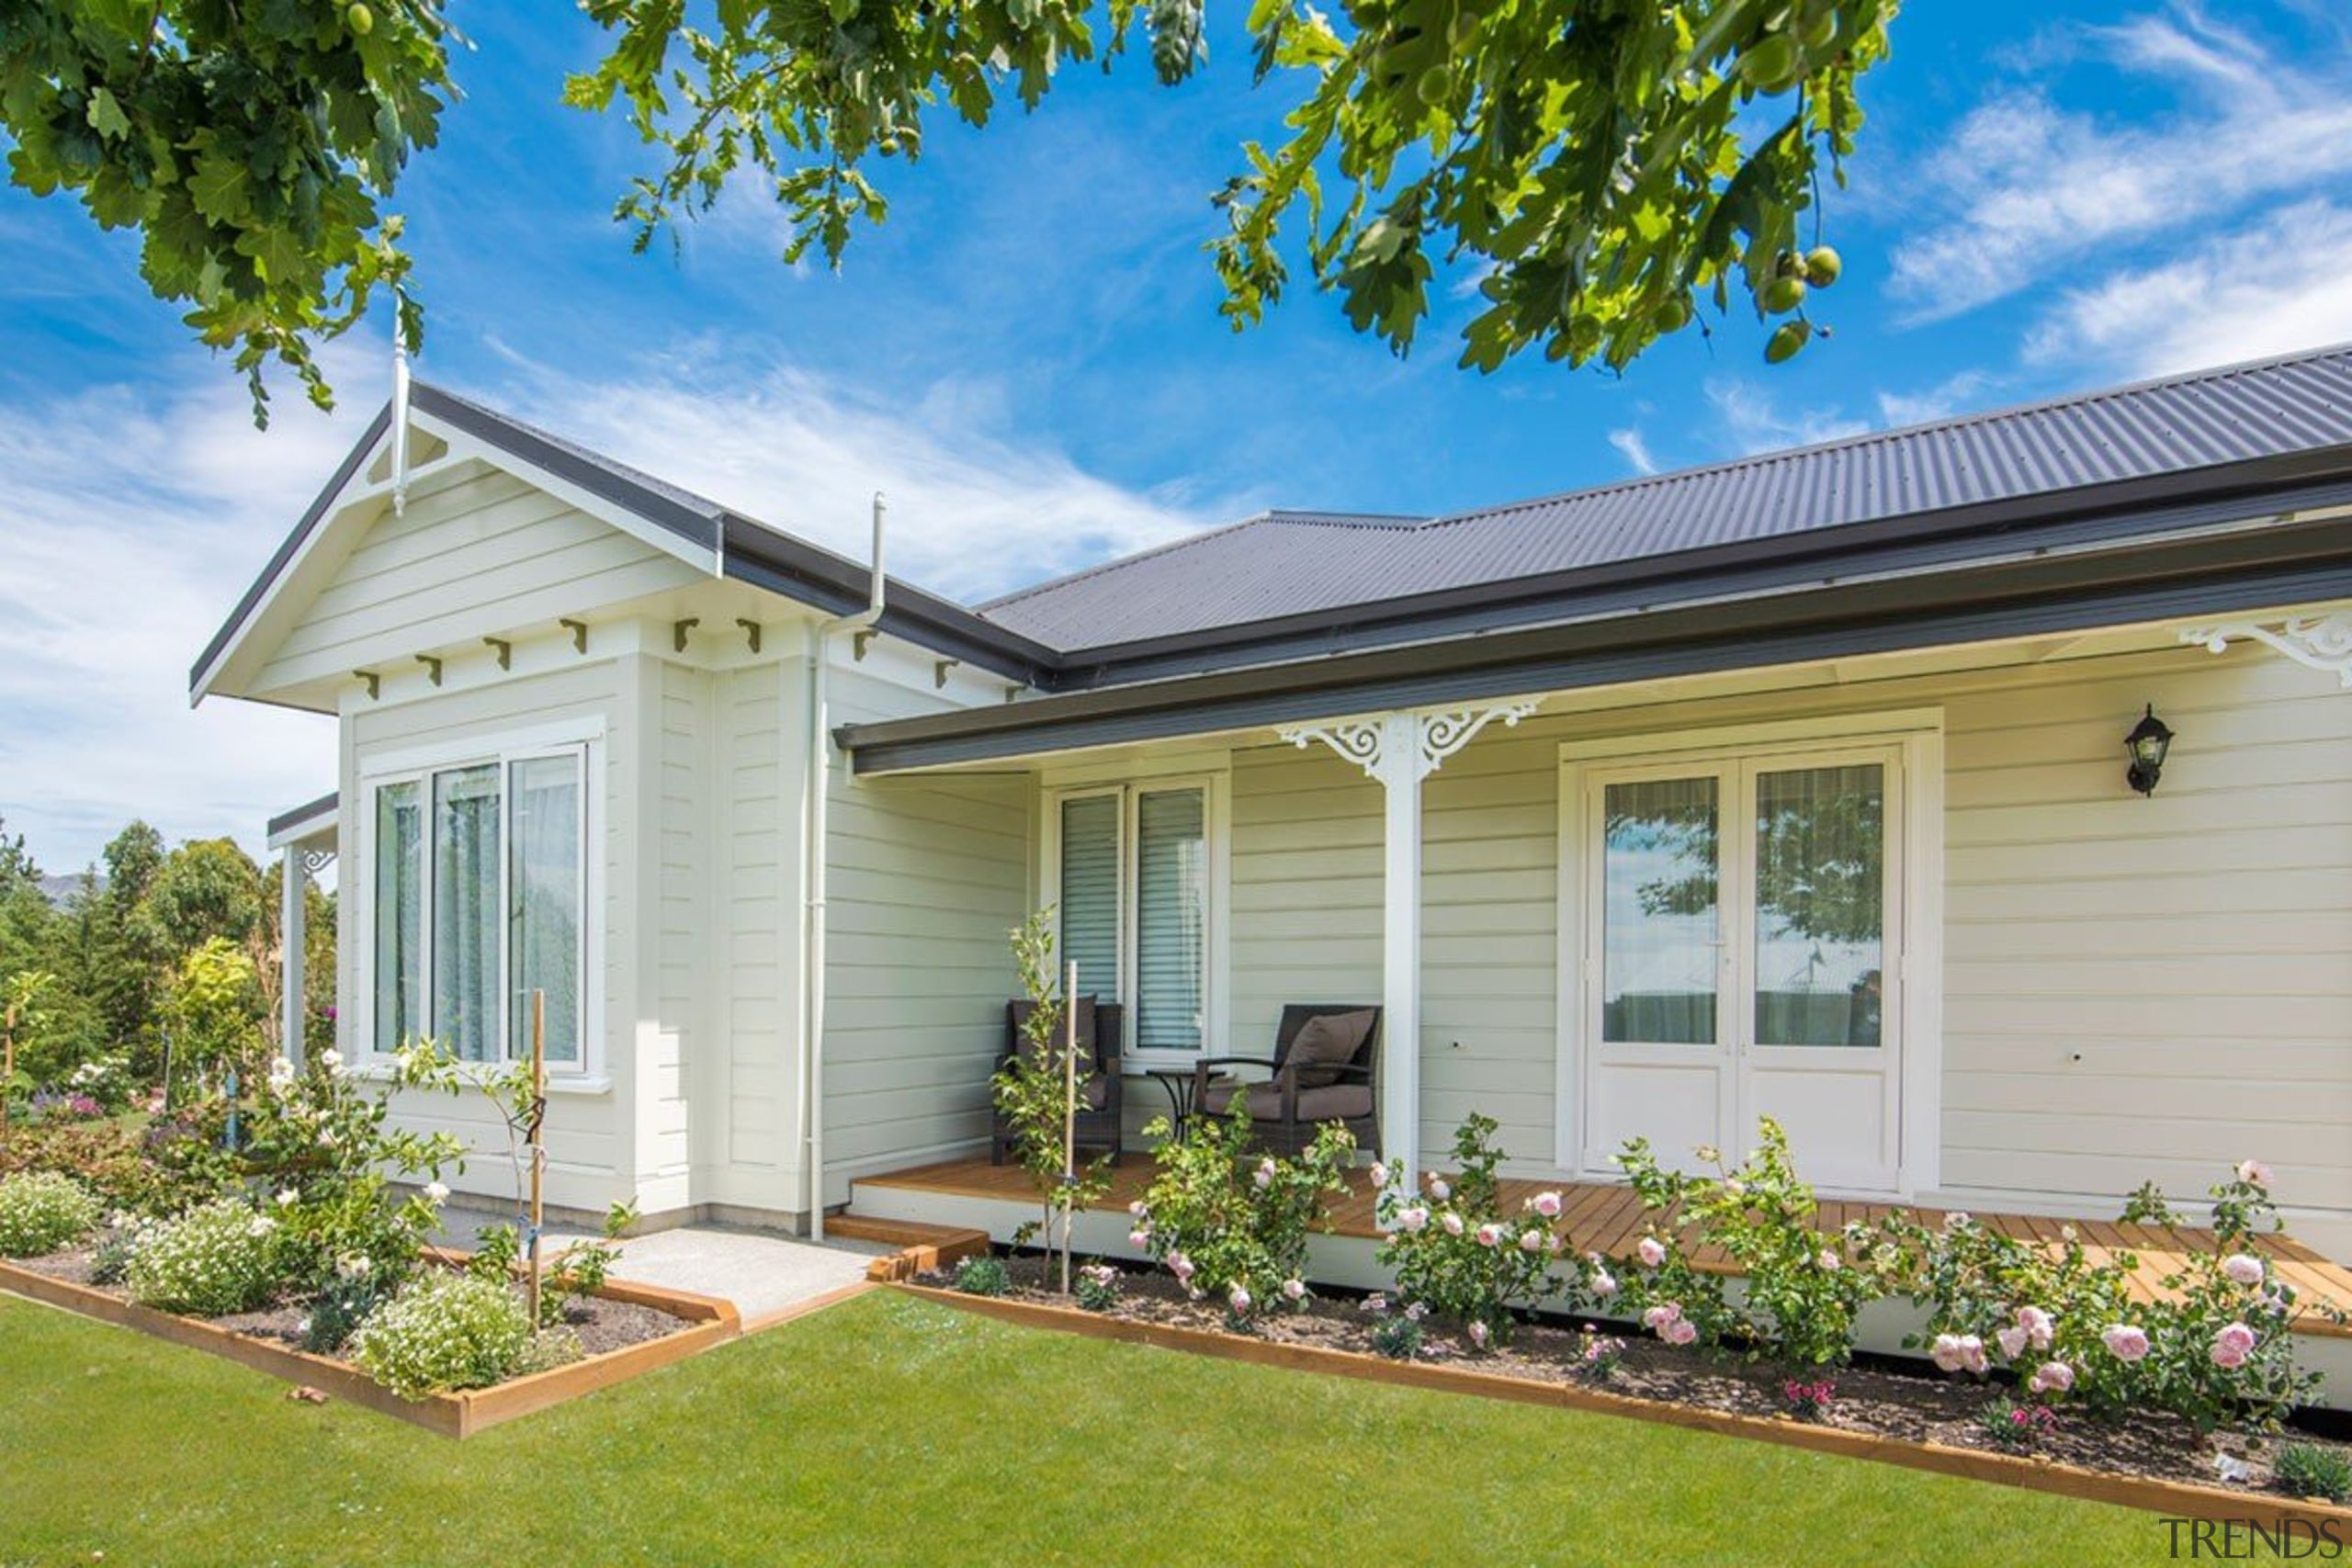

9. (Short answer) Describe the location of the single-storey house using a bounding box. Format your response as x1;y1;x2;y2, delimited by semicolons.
202;344;2352;1263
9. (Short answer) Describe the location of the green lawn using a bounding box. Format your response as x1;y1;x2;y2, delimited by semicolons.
0;1289;2167;1566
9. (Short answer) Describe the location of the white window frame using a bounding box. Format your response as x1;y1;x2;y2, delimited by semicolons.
356;727;603;1077
1040;771;1230;1064
1554;709;1944;1196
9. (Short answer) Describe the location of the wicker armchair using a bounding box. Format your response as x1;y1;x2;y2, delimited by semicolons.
989;998;1125;1167
1190;1003;1382;1157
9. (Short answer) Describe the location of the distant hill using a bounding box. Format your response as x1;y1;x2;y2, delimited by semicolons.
35;874;100;909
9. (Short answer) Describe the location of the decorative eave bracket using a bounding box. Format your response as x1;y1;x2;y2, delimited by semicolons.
1278;700;1543;784
2180;613;2352;689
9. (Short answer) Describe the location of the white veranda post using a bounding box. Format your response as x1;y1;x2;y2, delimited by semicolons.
1277;702;1540;1191
277;835;334;1071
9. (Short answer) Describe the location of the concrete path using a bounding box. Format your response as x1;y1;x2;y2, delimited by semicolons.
435;1207;889;1329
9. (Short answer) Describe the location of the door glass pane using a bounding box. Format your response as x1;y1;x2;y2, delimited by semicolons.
1754;763;1884;1048
1600;777;1719;1044
1058;795;1121;1005
374;782;424;1052
510;756;582;1065
1134;789;1206;1052
432;764;502;1063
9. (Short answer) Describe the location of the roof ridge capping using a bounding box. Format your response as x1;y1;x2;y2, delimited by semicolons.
1422;337;2352;530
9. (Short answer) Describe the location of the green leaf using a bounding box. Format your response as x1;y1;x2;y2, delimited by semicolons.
187;149;254;225
85;87;132;142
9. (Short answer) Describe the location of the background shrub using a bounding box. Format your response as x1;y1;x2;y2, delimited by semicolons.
0;1170;102;1257
349;1271;535;1400
2274;1442;2352;1504
123;1200;285;1315
1132;1100;1352;1325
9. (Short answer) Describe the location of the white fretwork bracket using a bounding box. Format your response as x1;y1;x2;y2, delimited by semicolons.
2180;613;2352;689
300;849;337;877
1279;700;1542;783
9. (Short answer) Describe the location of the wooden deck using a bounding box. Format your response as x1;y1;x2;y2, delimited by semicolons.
852;1155;2352;1337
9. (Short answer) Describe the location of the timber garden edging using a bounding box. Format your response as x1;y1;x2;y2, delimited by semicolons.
894;1281;2352;1533
0;1258;740;1438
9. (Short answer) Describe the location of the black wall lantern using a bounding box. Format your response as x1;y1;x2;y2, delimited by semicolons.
2125;705;2174;795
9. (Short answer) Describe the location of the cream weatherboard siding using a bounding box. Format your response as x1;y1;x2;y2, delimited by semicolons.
1216;639;2352;1236
819;661;1029;1208
339;659;638;1215
257;458;703;694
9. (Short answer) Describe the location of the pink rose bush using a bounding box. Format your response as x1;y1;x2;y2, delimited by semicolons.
1375;1113;1568;1350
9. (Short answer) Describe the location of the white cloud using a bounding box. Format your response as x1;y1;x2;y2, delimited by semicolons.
1606;427;1658;476
1703;380;1871;457
0;344;1235;871
489;348;1232;603
0;363;372;873
2023;201;2352;379
1875;368;2000;429
1888;7;2352;322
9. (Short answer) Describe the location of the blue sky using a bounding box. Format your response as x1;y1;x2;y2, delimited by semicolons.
4;0;2350;871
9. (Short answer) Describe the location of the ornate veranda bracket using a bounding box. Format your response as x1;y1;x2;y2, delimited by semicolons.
300;849;336;878
2180;613;2352;689
1278;700;1542;782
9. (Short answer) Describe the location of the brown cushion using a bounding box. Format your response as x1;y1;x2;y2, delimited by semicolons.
1200;1079;1373;1122
1280;1010;1375;1089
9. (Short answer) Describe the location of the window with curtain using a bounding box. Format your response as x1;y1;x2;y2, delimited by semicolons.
1753;763;1885;1048
1134;788;1206;1053
1051;782;1213;1055
1057;795;1121;1006
371;747;588;1066
1600;776;1720;1045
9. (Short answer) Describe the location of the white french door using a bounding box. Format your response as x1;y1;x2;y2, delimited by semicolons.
1578;740;1905;1194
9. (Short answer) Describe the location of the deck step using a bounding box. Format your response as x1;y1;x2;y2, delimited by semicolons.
831;1213;994;1282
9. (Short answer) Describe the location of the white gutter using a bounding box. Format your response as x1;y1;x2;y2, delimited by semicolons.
800;491;888;1240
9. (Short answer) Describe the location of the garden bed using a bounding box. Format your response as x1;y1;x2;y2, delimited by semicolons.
905;1256;2352;1530
0;1252;738;1438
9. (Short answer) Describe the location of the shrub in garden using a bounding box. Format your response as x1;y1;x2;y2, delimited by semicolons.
1873;1206;2137;1412
1615;1121;1858;1367
953;1254;1012;1297
1131;1098;1352;1329
1375;1113;1566;1348
1981;1396;2059;1451
2273;1441;2352;1504
0;1117;220;1215
1073;1262;1121;1313
123;1199;286;1315
0;1170;102;1257
1363;1296;1425;1361
1573;1326;1625;1382
300;1260;385;1353
348;1271;536;1399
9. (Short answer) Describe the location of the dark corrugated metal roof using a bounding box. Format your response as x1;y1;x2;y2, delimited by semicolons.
979;343;2352;649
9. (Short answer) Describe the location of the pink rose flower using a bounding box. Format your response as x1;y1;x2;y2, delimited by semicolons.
1369;1162;1389;1189
1589;1268;1619;1297
1476;1223;1502;1248
1442;1213;1465;1237
1959;1336;1989;1376
1467;1321;1488;1348
2028;1361;2075;1395
1518;1229;1544;1254
1170;1255;1194;1282
1815;1247;1840;1272
2101;1324;2150;1362
1636;1236;1668;1269
1532;1190;1563;1219
1427;1175;1451;1201
2211;1323;2257;1370
2222;1254;2265;1287
1399;1206;1429;1232
1663;1318;1699;1348
1253;1160;1275;1190
1930;1334;1966;1373
2018;1305;2054;1350
1996;1325;2030;1362
1127;1200;1148;1218
1282;1278;1306;1302
2237;1159;2274;1187
1229;1285;1252;1314
1643;1303;1681;1333
1128;1229;1150;1248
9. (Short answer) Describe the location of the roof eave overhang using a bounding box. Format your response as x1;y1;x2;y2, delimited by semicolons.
840;502;2352;773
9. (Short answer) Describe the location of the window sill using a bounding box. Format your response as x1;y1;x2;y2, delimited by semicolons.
351;1063;613;1097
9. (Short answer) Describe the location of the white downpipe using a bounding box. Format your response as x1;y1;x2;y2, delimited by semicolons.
390;335;413;517
801;491;888;1239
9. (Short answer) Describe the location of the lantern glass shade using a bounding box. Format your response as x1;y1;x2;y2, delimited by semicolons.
2125;705;2173;795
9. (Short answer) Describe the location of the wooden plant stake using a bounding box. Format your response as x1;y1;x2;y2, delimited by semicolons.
526;989;548;1330
1060;959;1078;1296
